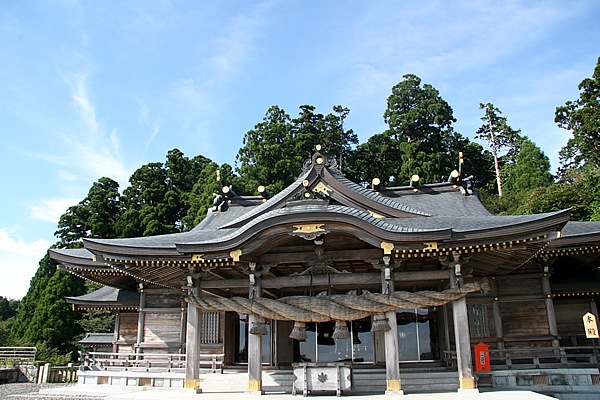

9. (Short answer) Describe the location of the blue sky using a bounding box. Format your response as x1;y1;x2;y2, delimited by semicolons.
1;1;599;299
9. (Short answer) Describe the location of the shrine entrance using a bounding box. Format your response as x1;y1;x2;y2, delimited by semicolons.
293;318;374;364
234;314;272;365
396;307;440;362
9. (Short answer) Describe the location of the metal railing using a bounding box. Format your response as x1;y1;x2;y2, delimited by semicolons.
81;352;225;373
0;347;36;366
444;345;600;370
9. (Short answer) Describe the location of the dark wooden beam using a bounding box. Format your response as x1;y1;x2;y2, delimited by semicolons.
201;270;450;290
257;248;384;264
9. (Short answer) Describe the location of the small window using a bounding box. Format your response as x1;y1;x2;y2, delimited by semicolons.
200;312;220;344
468;304;489;338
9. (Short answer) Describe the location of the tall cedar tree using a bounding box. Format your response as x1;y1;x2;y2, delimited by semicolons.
55;177;121;246
383;74;463;184
475;103;522;197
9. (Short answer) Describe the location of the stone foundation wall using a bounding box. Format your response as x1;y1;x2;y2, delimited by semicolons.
0;364;38;384
0;368;19;384
477;368;600;400
15;363;38;382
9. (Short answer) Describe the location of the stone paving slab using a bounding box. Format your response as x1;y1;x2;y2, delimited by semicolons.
39;386;556;400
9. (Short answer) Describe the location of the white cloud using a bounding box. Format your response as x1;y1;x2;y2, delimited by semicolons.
29;198;81;224
0;228;51;300
43;70;133;186
68;74;130;182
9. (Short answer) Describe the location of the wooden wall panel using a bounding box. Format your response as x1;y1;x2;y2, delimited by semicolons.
554;298;590;344
496;277;543;296
144;312;181;345
500;301;548;337
118;313;138;344
146;295;181;308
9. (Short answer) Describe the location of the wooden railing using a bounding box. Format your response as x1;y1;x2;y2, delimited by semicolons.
81;352;224;373
444;346;600;370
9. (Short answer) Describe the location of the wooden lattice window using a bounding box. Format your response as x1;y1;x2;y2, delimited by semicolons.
468;304;489;338
200;312;220;344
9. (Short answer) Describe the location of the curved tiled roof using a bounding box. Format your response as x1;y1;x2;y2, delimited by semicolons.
218;170;312;229
185;203;448;246
327;169;429;216
561;221;600;237
66;285;139;308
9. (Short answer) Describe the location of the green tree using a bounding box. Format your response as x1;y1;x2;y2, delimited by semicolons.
382;74;463;184
475;103;522;197
459;140;496;190
504;138;553;196
555;57;600;174
0;297;19;346
0;296;19;320
237;105;357;194
117;162;174;237
290;105;357;169
10;254;58;344
520;168;600;220
55;177;121;246
165;149;213;232
23;270;86;362
345;133;401;186
183;162;238;228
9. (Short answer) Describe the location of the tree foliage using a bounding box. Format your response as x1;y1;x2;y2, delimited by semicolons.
480;138;554;215
0;297;19;346
520;168;600;221
475;103;522;197
10;254;58;344
382;74;462;184
236;105;357;193
24;271;86;360
56;177;121;246
345;133;401;186
556;57;600;174
503;138;553;195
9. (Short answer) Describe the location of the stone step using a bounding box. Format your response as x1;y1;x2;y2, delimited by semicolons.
201;369;460;394
200;371;294;393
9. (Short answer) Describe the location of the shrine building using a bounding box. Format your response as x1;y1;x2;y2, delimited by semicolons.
50;148;600;397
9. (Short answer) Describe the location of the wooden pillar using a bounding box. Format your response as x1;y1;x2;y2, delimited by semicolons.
247;263;264;394
541;274;561;349
136;285;146;355
113;312;120;353
185;276;201;392
180;299;187;353
449;263;477;392
380;257;403;395
490;278;505;350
